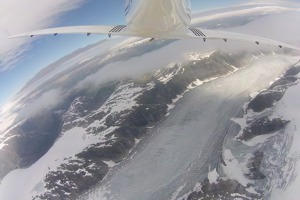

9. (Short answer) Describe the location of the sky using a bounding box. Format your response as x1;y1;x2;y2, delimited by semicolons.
0;0;273;108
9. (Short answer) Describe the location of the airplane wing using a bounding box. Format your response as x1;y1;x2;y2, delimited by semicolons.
8;25;133;38
9;25;300;51
186;27;300;51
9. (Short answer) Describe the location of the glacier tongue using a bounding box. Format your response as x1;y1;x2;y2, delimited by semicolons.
85;55;298;200
0;45;298;200
264;63;300;200
228;60;300;199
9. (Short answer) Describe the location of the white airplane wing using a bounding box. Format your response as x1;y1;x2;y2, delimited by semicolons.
186;27;300;51
8;25;133;38
9;25;300;51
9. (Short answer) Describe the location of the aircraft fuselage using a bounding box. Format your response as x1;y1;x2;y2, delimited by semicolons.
125;0;192;37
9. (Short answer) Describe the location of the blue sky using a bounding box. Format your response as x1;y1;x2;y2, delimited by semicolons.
0;0;246;107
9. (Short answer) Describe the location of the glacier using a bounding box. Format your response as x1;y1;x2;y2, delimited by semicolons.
0;2;300;200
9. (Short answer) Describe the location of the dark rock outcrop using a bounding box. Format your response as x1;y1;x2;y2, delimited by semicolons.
238;117;289;141
187;179;261;200
247;64;300;113
283;65;300;77
245;151;266;180
33;159;108;200
33;51;249;199
247;90;286;113
0;112;63;179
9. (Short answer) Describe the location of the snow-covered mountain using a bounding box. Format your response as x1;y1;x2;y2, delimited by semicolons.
1;3;300;200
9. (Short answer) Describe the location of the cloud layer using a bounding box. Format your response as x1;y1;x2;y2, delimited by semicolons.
0;0;84;71
2;2;300;124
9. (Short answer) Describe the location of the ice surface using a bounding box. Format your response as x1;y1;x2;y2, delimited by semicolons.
1;4;299;198
269;72;300;200
0;126;114;200
223;149;251;187
85;55;298;200
155;62;183;84
207;167;219;184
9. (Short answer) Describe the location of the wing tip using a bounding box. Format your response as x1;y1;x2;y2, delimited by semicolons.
7;35;19;39
7;33;31;39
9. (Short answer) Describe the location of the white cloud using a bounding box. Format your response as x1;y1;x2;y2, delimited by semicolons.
3;1;300;122
0;0;84;71
247;0;299;4
192;4;300;25
12;4;298;134
227;11;300;45
17;89;65;119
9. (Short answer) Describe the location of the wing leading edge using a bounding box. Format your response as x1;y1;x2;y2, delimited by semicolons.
186;27;300;51
8;25;133;39
8;25;300;51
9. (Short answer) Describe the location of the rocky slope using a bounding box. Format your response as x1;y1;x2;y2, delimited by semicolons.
32;50;251;199
188;61;300;200
1;46;297;200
